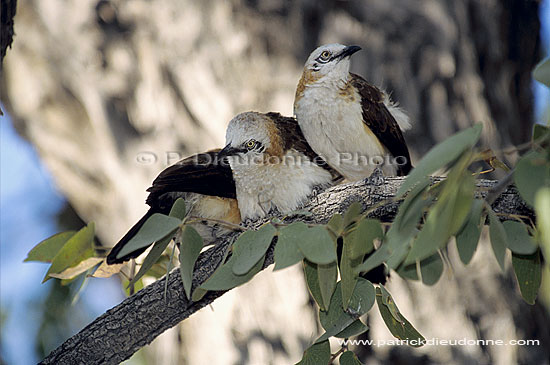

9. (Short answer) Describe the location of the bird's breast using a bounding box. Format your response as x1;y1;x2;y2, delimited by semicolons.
295;86;391;181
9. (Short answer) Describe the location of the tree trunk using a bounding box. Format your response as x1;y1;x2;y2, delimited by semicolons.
1;0;546;364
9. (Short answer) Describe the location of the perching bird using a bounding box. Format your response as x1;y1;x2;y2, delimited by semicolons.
294;43;413;181
219;111;341;220
106;150;240;264
107;111;340;264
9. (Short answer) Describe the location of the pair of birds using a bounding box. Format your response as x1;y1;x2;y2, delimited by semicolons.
107;44;412;265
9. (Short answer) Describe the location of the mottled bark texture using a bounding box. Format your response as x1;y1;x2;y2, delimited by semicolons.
1;0;547;364
39;177;534;365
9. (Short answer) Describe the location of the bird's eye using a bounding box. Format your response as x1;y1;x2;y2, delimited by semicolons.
319;50;331;61
246;140;256;150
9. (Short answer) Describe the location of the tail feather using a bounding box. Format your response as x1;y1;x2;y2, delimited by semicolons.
106;210;154;265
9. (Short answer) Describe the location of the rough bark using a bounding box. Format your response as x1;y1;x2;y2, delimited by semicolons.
40;176;534;364
1;0;544;364
0;0;17;68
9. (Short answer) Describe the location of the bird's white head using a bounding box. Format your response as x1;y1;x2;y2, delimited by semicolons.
301;43;361;84
220;112;282;165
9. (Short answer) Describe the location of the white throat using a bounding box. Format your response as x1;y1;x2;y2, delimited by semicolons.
229;150;333;220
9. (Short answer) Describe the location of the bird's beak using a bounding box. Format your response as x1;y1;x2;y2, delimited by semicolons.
338;45;361;59
218;144;242;159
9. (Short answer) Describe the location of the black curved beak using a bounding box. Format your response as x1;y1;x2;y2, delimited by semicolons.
218;144;243;159
338;45;361;59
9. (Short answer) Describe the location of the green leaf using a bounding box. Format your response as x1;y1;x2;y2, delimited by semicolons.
397;124;482;197
378;285;402;323
335;319;369;339
514;150;550;207
341;220;380;309
376;287;425;347
533;57;550;87
488;208;507;271
48;257;103;280
43;223;95;283
455;199;484;265
200;254;264;291
420;253;444;286
128;235;172;288
318;262;337;311
339;351;363;365
533;124;550;142
274;222;306;270
303;260;326;310
347;219;383;260
169;198;187;219
385;178;432;269
25;231;77;262
354;245;392;275
296;340;330;365
512;251;542;305
116;214;181;259
404;170;474;265
502;221;538;255
191;287;208;302
318;279;375;342
327;213;344;238
535;188;550;261
179;226;204;299
343;202;363;229
296;226;337;265
396;262;419;281
232;224;276;275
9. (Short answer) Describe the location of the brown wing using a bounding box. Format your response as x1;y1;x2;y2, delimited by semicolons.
350;73;412;176
146;150;236;208
267;112;343;182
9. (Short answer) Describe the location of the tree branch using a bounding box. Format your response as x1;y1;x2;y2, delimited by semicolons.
40;176;533;364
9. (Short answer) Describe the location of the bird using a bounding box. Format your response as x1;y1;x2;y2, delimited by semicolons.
106;150;240;264
294;43;413;181
107;111;341;264
219;111;341;220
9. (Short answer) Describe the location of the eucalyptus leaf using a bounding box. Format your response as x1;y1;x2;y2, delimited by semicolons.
456;199;484;265
179;225;204;299
318;262;337;311
200;254;264;291
274;222;306;270
343;202;363;229
116;214;181;259
232;224;276;275
376;287;425;347
488;208;507;271
127;235;172;288
25;231;77;263
296;226;337;265
43;223;96;283
397;124;482;197
340;351;363;365
169;198;187;220
420;253;444;286
502;221;538;255
512;251;542;305
296;340;330;365
303;260;325;310
327;213;344;238
514;150;550;207
535;188;550;261
347;218;383;260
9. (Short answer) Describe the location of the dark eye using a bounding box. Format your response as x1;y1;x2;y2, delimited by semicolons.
319;50;331;61
246;140;257;150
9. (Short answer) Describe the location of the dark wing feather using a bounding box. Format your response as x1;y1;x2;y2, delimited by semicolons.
267;112;343;182
350;73;412;176
107;150;236;265
145;150;236;208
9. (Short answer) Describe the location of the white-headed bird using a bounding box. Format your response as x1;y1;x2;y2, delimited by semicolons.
107;112;340;264
294;43;413;181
